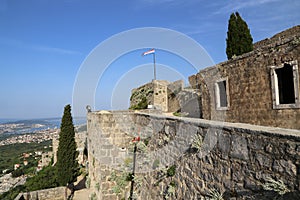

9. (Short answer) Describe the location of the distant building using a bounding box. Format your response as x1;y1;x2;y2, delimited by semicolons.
41;151;53;167
22;153;30;158
14;164;20;170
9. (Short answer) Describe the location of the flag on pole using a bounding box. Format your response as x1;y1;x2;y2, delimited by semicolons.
142;48;155;56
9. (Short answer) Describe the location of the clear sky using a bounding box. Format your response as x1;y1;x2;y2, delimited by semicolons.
0;0;299;119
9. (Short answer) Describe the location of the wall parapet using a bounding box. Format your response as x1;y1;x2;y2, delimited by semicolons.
87;110;300;199
15;186;65;200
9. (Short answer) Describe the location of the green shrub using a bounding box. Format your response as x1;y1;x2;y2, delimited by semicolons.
130;97;148;110
12;168;24;178
166;165;176;177
0;185;25;200
24;165;59;191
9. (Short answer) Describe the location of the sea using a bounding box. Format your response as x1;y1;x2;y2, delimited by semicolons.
0;117;86;135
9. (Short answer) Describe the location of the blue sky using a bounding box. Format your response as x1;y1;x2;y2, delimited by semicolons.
0;0;299;119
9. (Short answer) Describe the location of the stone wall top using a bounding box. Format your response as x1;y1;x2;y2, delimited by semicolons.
253;25;300;50
90;110;300;140
190;25;300;75
133;111;300;139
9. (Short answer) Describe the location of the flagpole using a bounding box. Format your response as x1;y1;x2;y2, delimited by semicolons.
153;52;156;80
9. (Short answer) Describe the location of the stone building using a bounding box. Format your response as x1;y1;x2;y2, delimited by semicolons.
130;79;202;117
130;79;184;112
189;25;300;129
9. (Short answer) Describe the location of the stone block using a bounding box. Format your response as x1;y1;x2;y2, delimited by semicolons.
230;135;249;161
256;153;272;168
100;157;112;165
272;159;297;176
102;194;118;200
218;132;231;159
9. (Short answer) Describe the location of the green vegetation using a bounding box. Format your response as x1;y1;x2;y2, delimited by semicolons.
90;192;97;200
226;12;253;59
130;90;139;101
95;182;100;191
109;171;131;194
166;165;176;177
123;157;133;168
0;106;82;199
262;177;290;195
0;185;25;200
191;134;203;152
173;112;188;117
56;104;79;186
0;158;57;200
207;188;224;200
0;140;51;174
129;96;148;110
24;165;59;191
164;184;176;199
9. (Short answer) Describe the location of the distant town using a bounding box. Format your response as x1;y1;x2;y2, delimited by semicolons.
0;120;58;195
0;128;58;146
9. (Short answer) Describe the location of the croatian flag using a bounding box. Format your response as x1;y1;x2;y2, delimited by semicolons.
142;48;155;56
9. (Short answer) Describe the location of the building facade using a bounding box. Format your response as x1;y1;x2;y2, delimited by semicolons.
189;25;300;129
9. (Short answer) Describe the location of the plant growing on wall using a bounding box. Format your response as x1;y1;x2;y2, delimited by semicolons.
166;165;176;177
164;184;176;199
191;134;203;152
154;165;177;186
90;192;97;200
109;170;131;194
262;177;290;195
207;188;224;200
85;176;91;188
95;182;100;191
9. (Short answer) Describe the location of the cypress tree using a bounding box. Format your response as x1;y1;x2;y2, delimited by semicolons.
226;12;253;59
56;104;79;186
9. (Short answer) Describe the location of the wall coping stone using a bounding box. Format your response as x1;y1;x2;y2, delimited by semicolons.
135;111;300;139
193;25;300;75
90;110;300;140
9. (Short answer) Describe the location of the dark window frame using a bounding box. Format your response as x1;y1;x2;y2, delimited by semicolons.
270;60;300;109
215;78;230;110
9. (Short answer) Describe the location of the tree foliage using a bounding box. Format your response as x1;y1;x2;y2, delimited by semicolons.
129;96;148;110
226;12;253;59
56;104;79;186
24;165;59;191
0;165;58;200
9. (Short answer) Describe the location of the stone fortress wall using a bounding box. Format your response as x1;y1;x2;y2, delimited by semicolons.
14;187;65;200
87;25;300;200
87;111;300;199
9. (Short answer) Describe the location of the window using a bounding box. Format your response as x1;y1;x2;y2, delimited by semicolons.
270;60;300;109
215;78;229;110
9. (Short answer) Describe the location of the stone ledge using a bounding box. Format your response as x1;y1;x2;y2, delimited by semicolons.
133;111;300;139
